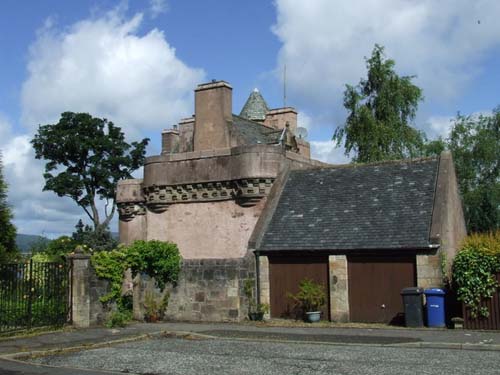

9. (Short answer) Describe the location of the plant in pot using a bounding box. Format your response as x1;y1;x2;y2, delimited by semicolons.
288;278;326;323
244;278;269;321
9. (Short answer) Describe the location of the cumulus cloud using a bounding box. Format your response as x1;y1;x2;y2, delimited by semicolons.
310;141;349;165
0;119;82;237
149;0;169;18
273;0;500;131
22;8;204;138
5;7;205;236
425;115;455;139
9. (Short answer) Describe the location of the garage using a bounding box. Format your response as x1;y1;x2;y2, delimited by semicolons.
268;255;329;320
348;256;416;323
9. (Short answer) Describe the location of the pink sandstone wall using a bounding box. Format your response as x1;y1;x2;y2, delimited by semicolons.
146;198;267;259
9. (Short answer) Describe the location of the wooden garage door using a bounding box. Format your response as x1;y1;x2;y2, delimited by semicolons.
348;256;416;324
269;255;329;320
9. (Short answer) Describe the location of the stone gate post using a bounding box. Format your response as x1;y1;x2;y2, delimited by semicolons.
68;246;91;328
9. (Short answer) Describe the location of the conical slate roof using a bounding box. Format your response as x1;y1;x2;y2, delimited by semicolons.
239;88;269;121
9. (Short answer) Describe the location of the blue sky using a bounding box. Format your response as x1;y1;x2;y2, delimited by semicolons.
1;0;499;237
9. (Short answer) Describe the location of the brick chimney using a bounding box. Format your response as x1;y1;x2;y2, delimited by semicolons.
193;80;233;151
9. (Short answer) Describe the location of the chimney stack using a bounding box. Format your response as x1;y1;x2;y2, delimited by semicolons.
161;127;179;154
193;80;233;151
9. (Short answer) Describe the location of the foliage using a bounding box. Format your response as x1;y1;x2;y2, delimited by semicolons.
105;310;132;328
0;151;19;263
31;112;149;232
91;247;130;304
447;109;499;233
452;231;500;318
91;240;181;305
243;278;269;315
72;219;117;252
124;240;182;289
40;236;80;262
288;278;326;313
333;44;425;163
143;292;160;322
422;137;446;157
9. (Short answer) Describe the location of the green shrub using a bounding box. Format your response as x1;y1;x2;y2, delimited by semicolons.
452;231;500;318
105;310;132;328
125;240;181;289
91;240;181;305
288;278;326;313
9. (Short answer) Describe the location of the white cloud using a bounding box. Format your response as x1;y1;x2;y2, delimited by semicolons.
425;116;455;139
273;0;500;131
4;7;206;237
297;111;312;131
22;8;204;138
0;114;12;143
0;128;82;237
149;0;169;18
310;140;349;165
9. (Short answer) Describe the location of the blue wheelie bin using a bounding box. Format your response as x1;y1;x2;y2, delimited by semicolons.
424;288;446;327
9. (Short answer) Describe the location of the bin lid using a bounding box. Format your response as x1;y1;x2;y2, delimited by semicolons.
401;287;423;295
424;288;445;295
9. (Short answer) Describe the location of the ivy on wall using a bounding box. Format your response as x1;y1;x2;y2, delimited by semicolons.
452;231;500;318
91;240;181;306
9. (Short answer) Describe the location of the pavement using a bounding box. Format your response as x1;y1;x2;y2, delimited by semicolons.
0;322;499;374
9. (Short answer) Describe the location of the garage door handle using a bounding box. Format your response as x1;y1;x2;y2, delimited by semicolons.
381;304;386;309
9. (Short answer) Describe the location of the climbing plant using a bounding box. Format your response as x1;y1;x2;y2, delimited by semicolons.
91;240;181;306
452;231;500;318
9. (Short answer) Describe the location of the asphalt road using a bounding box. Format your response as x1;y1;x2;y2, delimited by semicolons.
25;336;500;375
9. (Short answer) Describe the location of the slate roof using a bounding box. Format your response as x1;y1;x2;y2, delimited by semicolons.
259;158;439;252
232;115;282;145
239;89;270;121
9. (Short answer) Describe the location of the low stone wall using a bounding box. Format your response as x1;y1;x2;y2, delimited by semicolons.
71;249;255;325
164;256;255;322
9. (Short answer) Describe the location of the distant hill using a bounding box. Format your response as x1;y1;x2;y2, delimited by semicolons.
16;234;51;253
16;232;119;253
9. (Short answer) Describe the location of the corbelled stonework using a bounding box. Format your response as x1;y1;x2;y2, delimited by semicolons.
117;202;146;221
141;178;275;213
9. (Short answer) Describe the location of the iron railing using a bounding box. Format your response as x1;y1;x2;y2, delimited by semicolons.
0;260;71;334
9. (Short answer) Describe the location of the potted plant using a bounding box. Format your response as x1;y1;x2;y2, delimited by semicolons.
289;278;326;323
244;278;269;321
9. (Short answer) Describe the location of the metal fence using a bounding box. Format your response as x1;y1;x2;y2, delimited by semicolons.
0;260;71;334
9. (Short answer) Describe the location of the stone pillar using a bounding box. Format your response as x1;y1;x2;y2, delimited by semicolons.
258;255;271;319
68;247;91;328
329;255;349;322
416;253;443;289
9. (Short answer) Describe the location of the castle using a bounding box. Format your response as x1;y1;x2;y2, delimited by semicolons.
117;80;465;323
116;80;323;259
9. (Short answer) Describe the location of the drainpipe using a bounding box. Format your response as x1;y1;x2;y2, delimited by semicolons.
254;250;261;305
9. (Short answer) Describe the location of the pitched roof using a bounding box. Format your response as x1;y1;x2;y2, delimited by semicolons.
232;115;282;145
239;88;269;121
258;158;439;252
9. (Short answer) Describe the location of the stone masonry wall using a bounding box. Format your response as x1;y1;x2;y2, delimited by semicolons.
69;250;114;327
164;256;255;322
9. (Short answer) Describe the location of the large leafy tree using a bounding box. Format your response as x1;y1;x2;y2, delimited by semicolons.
0;151;18;262
447;109;499;233
333;44;425;163
32;112;149;232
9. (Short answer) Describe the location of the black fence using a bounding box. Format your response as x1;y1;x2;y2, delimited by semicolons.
0;260;71;334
